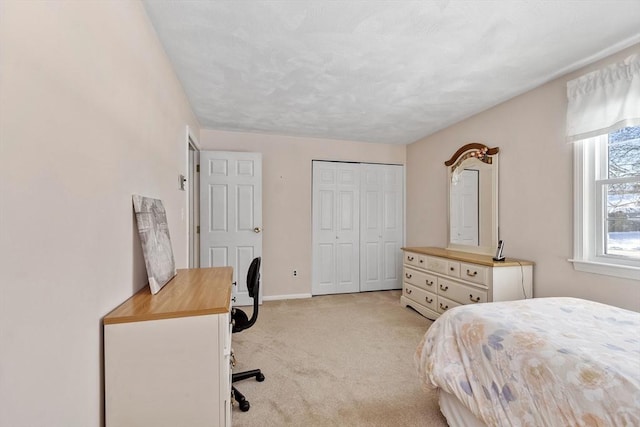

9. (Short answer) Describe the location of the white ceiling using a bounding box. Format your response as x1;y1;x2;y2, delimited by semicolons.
143;1;640;145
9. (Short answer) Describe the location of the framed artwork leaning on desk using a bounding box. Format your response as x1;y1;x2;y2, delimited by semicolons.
132;195;177;294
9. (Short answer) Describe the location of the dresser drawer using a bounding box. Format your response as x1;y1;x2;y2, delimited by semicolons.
403;283;437;312
438;278;488;305
447;261;460;278
426;256;448;275
403;267;436;291
404;252;420;268
437;295;462;314
460;262;489;285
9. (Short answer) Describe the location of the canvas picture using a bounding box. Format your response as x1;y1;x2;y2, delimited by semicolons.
132;195;177;294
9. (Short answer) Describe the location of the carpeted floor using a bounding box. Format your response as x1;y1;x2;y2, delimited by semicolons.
230;290;448;426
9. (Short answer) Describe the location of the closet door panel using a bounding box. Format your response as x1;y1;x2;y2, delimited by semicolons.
335;163;360;293
360;164;404;291
364;242;380;281
312;161;359;295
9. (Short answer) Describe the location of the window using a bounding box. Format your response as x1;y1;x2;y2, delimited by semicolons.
604;127;640;259
572;126;640;280
567;53;639;280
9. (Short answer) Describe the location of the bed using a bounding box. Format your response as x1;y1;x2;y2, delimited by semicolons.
415;297;640;426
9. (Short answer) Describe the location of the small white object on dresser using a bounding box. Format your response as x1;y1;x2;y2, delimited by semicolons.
401;247;533;320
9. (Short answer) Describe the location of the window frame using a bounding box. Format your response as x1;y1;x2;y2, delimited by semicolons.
571;134;640;280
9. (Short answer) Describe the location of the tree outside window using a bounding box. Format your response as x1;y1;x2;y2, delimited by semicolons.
605;126;640;259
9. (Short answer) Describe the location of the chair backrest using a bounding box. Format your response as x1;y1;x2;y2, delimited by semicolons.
240;256;261;330
247;256;261;298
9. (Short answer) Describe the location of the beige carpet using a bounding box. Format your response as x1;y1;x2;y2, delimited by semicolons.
230;290;448;426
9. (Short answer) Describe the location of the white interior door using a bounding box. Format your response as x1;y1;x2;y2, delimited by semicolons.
360;164;404;291
200;151;262;306
312;161;360;295
451;169;479;246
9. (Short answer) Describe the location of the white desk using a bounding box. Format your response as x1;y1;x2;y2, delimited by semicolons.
104;267;233;427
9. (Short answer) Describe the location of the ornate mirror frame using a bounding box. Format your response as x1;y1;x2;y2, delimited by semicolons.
445;143;500;255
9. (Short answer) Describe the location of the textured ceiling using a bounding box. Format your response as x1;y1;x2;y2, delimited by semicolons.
143;1;640;144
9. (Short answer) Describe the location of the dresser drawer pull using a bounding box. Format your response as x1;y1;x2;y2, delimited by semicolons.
466;269;478;277
419;259;424;264
439;284;448;291
450;267;455;271
405;272;412;279
405;288;412;295
469;294;481;303
425;280;434;286
425;296;433;304
407;255;415;261
439;302;449;311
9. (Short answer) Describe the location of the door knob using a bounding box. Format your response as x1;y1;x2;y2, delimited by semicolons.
254;227;262;233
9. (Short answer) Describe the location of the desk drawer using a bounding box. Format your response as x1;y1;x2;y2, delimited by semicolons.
403;267;436;291
403;283;437;312
438;278;487;305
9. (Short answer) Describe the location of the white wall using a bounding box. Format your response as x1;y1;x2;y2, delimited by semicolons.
0;2;199;426
406;44;640;312
199;129;406;298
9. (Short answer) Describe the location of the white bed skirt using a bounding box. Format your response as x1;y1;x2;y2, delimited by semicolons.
439;390;487;427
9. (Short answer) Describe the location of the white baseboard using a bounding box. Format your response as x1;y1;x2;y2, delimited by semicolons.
263;293;312;301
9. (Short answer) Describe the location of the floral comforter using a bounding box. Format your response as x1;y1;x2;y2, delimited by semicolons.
415;297;640;427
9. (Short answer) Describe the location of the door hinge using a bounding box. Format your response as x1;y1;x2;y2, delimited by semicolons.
196;164;200;173
196;225;200;234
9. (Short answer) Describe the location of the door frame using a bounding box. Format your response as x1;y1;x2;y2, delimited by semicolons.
186;125;200;268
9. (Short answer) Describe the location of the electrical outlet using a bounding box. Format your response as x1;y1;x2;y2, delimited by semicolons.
293;270;298;277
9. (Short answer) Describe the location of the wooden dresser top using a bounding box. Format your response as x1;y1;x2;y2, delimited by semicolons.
402;247;534;267
104;267;233;325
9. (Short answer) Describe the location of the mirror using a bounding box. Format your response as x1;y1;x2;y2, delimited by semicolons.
445;143;499;255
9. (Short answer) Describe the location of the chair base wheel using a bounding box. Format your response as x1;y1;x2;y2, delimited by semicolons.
239;400;250;412
256;373;265;382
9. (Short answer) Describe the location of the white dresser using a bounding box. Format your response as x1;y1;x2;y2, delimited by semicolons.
401;247;533;320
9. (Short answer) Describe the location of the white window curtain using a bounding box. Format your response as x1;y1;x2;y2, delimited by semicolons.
566;53;640;142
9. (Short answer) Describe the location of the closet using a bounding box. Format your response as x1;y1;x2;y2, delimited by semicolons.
312;161;404;295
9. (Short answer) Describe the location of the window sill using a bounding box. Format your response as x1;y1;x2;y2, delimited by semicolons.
569;258;640;281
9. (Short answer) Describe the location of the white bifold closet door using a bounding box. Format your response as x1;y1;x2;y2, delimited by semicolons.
312;161;403;295
312;162;361;295
359;163;404;292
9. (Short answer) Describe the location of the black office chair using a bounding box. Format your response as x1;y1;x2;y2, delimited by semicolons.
231;256;265;412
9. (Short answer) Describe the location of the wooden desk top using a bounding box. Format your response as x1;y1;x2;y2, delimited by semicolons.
402;247;534;267
104;267;233;325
